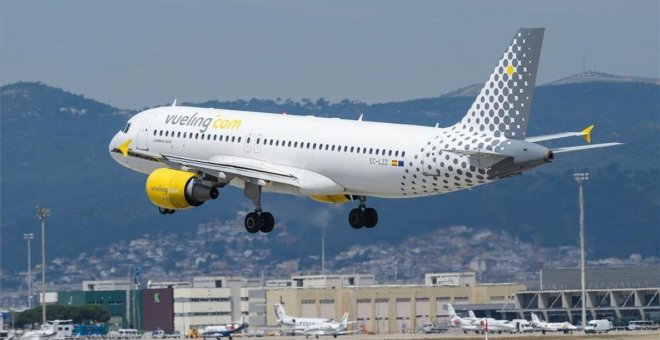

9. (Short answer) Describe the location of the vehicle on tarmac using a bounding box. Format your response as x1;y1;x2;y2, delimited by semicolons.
531;313;577;334
584;319;612;334
510;319;534;333
628;320;659;330
421;323;448;334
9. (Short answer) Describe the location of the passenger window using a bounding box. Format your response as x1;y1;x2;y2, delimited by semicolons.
306;143;310;149
201;134;205;139
356;147;360;153
369;148;373;154
395;150;399;157
247;137;251;143
325;144;329;150
257;138;261;144
375;149;379;155
159;130;163;136
288;141;292;147
238;137;242;143
153;130;157;136
402;151;406;157
183;132;187;138
331;145;335;151
388;150;392;156
177;131;181;138
232;136;236;142
213;135;217;141
195;133;199;139
270;140;274;146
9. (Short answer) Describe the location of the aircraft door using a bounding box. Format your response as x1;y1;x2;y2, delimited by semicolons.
244;133;253;153
136;113;157;151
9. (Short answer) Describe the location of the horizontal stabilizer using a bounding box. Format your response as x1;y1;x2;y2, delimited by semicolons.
552;142;623;154
440;149;510;169
526;125;594;143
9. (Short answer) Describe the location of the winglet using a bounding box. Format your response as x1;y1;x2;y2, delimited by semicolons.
118;139;132;157
581;125;594;143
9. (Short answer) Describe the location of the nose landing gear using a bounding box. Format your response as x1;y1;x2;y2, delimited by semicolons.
348;196;378;229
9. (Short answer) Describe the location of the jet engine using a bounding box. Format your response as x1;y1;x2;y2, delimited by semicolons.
146;168;218;210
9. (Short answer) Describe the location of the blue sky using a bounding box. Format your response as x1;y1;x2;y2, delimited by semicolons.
2;0;658;109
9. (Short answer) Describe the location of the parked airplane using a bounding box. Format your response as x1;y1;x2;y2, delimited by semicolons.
274;304;331;330
531;313;577;334
446;304;479;334
468;311;516;334
200;315;248;340
109;28;621;233
298;312;356;339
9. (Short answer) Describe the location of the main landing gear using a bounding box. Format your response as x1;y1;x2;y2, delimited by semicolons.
159;207;175;214
244;183;275;233
348;196;378;229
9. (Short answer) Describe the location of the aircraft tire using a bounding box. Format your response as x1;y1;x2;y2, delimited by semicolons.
260;212;275;233
349;208;365;228
364;208;378;228
244;212;262;233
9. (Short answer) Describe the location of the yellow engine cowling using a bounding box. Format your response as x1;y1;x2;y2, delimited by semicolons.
146;168;218;210
309;194;353;204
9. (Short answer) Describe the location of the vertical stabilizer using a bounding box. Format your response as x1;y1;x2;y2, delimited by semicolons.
446;303;456;318
452;28;544;139
274;304;286;320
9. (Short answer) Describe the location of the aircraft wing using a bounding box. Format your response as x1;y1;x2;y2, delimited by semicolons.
161;153;301;188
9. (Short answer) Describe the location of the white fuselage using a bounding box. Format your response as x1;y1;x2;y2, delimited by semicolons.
110;106;498;199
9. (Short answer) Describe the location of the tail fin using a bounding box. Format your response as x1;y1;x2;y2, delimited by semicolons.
531;313;540;324
446;303;456;318
453;28;544;139
339;312;349;329
274;304;286;320
468;311;476;319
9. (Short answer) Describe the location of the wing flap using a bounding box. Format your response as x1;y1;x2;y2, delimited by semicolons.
161;154;301;187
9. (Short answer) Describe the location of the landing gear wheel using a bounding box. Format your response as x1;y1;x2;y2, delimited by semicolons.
260;212;275;233
159;207;175;215
244;212;262;233
349;208;365;229
364;208;378;228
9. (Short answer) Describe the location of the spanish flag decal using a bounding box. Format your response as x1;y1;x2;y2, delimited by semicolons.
392;160;404;167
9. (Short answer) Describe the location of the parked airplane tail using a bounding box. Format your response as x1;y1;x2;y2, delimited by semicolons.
468;311;476;319
446;303;456;318
452;28;544;140
531;313;540;324
339;312;349;329
274;304;286;320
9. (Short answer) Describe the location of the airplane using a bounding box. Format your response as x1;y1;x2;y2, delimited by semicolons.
468;310;516;334
274;304;331;331
297;312;357;339
200;315;248;340
446;304;479;334
531;313;577;334
109;27;621;233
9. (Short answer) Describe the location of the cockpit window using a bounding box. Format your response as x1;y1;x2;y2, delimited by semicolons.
122;123;132;133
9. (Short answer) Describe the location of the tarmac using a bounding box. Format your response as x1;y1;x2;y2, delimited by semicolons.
254;330;659;340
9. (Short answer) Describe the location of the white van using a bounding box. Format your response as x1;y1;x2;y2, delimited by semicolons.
584;319;612;334
510;319;534;333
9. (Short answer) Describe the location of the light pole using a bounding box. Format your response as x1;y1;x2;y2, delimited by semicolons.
573;173;589;330
24;233;34;309
36;206;50;325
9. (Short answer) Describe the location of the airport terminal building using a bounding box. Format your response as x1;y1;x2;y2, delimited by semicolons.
38;266;660;334
501;266;660;325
